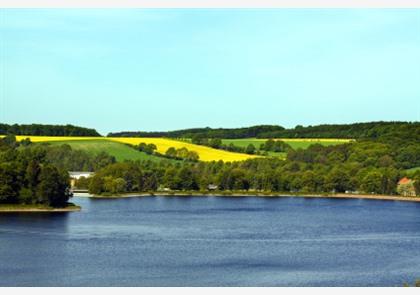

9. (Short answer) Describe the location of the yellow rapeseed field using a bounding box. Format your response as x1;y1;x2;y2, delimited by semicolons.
13;136;100;142
6;135;258;162
108;137;258;162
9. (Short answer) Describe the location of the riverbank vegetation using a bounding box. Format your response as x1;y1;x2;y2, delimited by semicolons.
0;203;81;212
0;136;83;208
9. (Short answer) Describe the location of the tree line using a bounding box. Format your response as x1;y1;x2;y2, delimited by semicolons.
108;125;284;138
0;123;101;136
107;121;419;140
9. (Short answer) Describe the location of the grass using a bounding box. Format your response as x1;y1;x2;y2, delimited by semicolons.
9;136;259;162
222;138;352;158
222;138;351;149
0;202;81;212
47;139;168;162
406;167;420;174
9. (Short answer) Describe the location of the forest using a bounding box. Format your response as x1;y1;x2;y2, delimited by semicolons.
108;121;419;140
0;123;101;136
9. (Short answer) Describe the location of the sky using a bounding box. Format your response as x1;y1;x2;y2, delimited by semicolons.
1;9;419;135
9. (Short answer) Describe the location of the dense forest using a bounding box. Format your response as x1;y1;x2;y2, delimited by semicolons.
108;121;419;140
0;136;72;207
259;121;420;139
0;123;101;136
0;135;115;206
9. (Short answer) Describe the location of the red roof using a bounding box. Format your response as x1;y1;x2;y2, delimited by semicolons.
398;177;412;185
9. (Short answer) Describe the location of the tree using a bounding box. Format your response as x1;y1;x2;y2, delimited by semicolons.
165;147;177;158
36;165;71;207
325;168;351;193
89;176;104;194
186;151;199;162
177;167;199;190
360;171;383;194
245;144;256;155
413;176;420;196
0;162;20;203
25;160;41;192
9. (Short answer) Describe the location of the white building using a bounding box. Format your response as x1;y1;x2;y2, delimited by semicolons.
69;171;94;187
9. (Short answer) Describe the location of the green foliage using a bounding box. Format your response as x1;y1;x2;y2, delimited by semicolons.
164;147;199;161
48;140;164;163
109;125;284;138
108;122;419;142
0;123;100;136
36;165;71;207
259;139;292;153
136;142;157;155
245;144;256;155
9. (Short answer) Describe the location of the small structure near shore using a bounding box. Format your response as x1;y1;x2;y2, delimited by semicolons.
208;184;218;190
397;177;416;197
69;171;94;188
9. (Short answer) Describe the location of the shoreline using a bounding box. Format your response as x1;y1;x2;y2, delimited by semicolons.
0;203;81;213
77;191;420;203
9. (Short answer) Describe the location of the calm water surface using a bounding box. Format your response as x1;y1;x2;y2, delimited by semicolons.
0;195;419;286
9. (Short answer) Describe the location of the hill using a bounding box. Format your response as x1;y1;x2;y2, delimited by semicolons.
10;136;259;162
47;139;169;162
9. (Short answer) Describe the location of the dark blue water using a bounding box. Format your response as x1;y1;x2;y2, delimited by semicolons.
0;196;419;286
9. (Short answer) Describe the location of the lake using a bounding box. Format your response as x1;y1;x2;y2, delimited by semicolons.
1;195;419;286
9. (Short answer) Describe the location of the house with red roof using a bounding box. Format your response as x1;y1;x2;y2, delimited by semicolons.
397;177;416;197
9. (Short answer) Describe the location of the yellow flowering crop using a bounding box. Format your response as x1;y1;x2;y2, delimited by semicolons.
5;135;258;162
108;137;259;162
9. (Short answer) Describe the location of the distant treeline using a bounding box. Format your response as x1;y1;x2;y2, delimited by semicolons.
259;121;420;140
107;121;419;140
107;125;284;139
0;123;101;137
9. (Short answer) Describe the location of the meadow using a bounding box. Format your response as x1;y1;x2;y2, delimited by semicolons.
6;136;351;162
222;138;352;150
11;136;259;162
47;139;168;162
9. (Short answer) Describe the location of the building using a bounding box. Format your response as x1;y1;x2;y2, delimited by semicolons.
69;171;94;188
397;177;416;197
208;184;218;190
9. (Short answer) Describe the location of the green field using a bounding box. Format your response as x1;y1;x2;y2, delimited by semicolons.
47;139;171;162
221;138;350;158
222;138;349;149
406;167;420;174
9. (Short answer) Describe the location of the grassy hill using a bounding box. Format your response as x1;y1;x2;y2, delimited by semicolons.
45;140;170;162
11;136;258;162
6;135;352;162
221;138;351;158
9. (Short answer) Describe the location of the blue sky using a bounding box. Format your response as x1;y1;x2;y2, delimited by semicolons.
1;9;419;134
